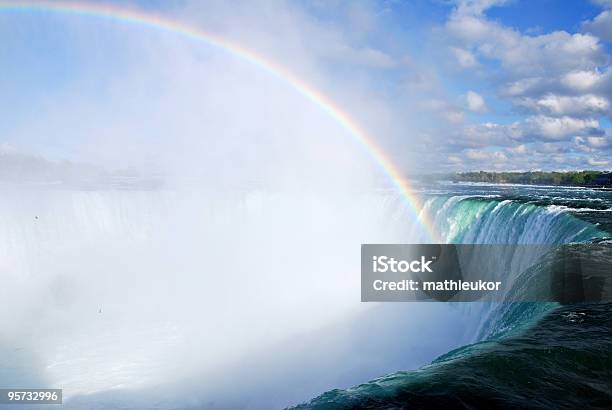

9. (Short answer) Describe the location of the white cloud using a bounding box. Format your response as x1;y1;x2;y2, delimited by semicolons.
449;122;518;148
501;77;543;97
465;148;507;161
523;116;601;140
561;70;603;91
508;144;527;154
448;154;463;164
588;157;609;166
451;47;477;68
438;2;612;170
420;99;466;124
447;3;607;78
449;115;605;150
328;44;396;68
449;19;605;76
590;0;612;7
465;90;487;112
587;136;611;148
574;133;612;152
492;150;508;161
538;142;567;153
518;94;610;117
453;0;511;16
465;149;489;160
583;10;612;42
445;110;465;123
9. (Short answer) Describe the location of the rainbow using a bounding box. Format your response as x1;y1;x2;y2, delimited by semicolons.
0;0;437;241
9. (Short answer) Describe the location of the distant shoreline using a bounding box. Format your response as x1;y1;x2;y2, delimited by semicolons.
447;181;612;190
428;171;612;188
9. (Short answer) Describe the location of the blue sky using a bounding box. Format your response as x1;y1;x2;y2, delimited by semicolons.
342;0;612;171
1;0;611;172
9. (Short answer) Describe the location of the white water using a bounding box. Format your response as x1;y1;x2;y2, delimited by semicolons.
4;188;604;408
3;187;480;409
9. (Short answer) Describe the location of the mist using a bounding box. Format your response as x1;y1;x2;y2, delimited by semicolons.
0;1;478;408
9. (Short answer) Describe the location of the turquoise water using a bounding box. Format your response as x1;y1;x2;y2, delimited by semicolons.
294;183;612;409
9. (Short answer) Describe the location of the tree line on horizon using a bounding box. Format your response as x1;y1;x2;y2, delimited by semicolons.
449;171;612;187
